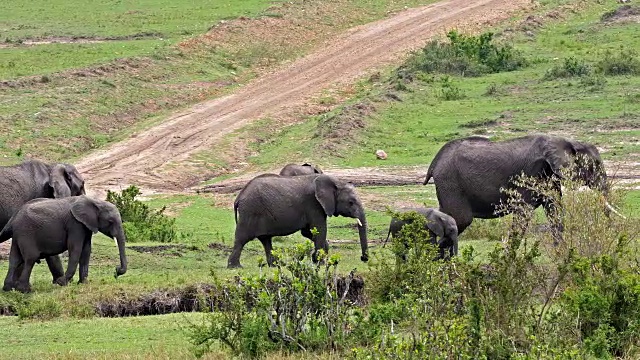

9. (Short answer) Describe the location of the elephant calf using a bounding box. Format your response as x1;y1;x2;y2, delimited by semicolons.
0;196;127;293
279;163;323;176
384;207;458;259
229;174;368;268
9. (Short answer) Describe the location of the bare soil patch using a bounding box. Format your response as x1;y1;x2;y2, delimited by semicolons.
128;244;200;257
601;5;640;23
0;32;164;49
76;0;533;197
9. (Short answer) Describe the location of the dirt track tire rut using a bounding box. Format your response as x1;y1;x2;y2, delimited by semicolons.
76;0;530;195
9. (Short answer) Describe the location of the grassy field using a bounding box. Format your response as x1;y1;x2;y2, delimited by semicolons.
0;0;275;78
0;0;639;359
0;0;433;165
224;0;639;170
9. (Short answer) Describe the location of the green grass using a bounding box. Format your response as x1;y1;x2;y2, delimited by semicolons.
0;313;198;359
225;0;639;171
0;0;274;78
0;0;437;165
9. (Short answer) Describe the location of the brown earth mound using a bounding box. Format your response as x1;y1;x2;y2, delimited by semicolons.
95;277;365;317
601;5;640;22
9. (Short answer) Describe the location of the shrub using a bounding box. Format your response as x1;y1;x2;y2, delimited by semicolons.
579;74;607;91
189;241;361;358
396;30;527;79
17;296;62;320
436;76;465;100
596;49;640;76
106;185;179;243
354;170;639;359
543;57;591;80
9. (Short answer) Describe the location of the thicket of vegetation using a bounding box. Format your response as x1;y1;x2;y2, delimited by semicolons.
396;30;528;79
189;168;639;359
106;185;179;243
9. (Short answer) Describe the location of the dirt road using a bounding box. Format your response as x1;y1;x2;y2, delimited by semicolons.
75;0;530;195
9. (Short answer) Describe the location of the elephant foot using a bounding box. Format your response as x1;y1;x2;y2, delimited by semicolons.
54;277;69;286
227;263;243;269
2;283;15;292
15;283;31;293
78;278;89;285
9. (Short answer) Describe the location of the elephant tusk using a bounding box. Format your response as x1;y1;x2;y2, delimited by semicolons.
356;218;363;227
605;201;627;219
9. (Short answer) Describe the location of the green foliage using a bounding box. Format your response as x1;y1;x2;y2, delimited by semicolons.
579;74;607;91
189;241;361;358
17;296;62;320
354;174;639;359
106;185;179;243
596;49;640;76
560;250;640;357
397;30;527;78
543;57;591;80
436;76;466;100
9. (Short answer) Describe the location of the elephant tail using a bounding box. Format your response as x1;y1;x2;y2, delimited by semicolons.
383;228;392;248
233;201;239;224
0;220;13;243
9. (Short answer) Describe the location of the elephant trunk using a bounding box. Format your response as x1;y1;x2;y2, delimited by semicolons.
114;228;128;277
356;209;368;262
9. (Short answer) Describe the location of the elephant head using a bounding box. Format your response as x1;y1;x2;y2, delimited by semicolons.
302;163;323;174
544;137;608;194
71;197;127;277
314;175;368;261
48;163;86;198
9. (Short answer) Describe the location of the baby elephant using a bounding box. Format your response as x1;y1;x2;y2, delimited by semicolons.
279;163;323;176
0;196;127;293
384;208;458;259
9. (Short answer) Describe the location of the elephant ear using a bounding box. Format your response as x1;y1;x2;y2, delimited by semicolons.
71;197;100;234
49;164;72;198
314;175;337;217
542;137;576;178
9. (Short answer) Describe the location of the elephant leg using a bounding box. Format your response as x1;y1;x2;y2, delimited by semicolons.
45;256;64;283
78;237;92;284
311;225;328;263
3;243;23;291
16;259;37;293
228;228;253;268
257;236;274;267
57;237;82;285
543;198;563;245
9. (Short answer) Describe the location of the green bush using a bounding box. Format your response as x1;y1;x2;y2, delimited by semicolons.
189;241;361;358
397;30;527;78
436;76;465;100
106;185;179;243
17;296;62;320
354;171;639;359
596;49;640;76
543;56;591;80
579;74;607;91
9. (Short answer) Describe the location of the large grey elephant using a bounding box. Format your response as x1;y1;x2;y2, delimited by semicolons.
279;163;323;176
0;196;127;293
0;160;85;282
229;174;368;268
423;134;608;235
384;207;458;259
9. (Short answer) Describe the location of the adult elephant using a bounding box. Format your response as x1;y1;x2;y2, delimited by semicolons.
1;196;127;293
423;134;608;235
229;174;368;268
0;160;86;282
279;163;323;176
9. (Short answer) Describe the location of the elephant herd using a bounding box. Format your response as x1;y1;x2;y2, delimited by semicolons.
0;160;126;293
0;134;612;292
228;134;611;268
